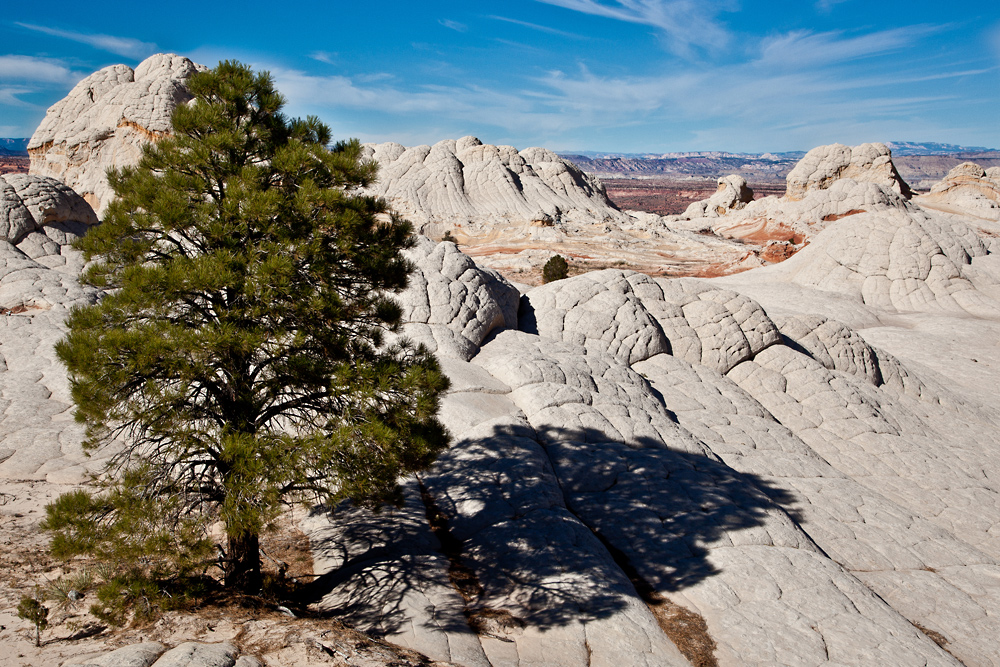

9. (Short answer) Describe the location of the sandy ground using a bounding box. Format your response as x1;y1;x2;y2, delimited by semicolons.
0;480;449;667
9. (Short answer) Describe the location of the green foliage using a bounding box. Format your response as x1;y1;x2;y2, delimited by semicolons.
49;60;450;599
542;254;569;283
89;569;205;627
43;468;214;625
441;230;458;245
44;569;93;617
17;591;48;646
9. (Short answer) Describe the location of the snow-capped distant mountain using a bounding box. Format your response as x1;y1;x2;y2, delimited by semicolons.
884;141;996;155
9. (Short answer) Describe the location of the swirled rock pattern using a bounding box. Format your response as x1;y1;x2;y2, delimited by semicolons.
9;205;1000;665
682;175;754;219
784;142;912;200
917;162;1000;221
362;137;616;231
27;53;206;216
360;136;767;279
304;221;1000;665
10;56;1000;667
673;144;918;257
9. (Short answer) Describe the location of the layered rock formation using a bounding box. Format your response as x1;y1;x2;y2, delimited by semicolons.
27;53;205;216
681;175;754;219
361;137;618;233
360;137;765;280
784;142;912;200
916;162;1000;221
672;143;920;255
8;55;1000;667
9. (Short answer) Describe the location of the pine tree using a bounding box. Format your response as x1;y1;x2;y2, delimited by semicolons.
542;254;569;283
46;61;450;599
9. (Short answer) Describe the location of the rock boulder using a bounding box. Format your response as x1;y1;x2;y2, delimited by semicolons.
28;53;206;216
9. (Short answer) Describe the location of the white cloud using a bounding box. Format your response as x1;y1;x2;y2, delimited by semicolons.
488;15;586;39
439;19;468;33
194;22;992;152
815;0;852;11
0;87;35;107
309;51;337;65
0;55;79;85
757;26;940;68
534;0;734;55
16;23;157;59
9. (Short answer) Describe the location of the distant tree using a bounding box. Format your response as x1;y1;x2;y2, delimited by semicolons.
542;255;569;283
441;230;458;245
44;61;450;607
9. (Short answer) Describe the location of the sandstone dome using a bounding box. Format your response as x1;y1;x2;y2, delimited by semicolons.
8;55;1000;667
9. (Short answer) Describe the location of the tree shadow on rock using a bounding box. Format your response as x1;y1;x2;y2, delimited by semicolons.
304;419;806;636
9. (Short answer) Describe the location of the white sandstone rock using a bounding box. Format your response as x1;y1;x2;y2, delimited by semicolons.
361;136;617;232
28;53;206;216
12;59;1000;666
681;174;754;219
396;236;520;360
785;142;912;200
673;144;916;252
917;161;1000;221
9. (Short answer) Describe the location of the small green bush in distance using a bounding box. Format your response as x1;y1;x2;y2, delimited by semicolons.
46;60;450;621
441;230;458;245
542;254;569;283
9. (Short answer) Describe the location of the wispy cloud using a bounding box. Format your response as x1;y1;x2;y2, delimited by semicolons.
309;51;337;65
0;87;35;107
534;0;733;55
0;55;79;85
439;19;468;33
262;22;991;151
815;0;852;11
488;15;586;39
758;26;941;67
15;23;156;59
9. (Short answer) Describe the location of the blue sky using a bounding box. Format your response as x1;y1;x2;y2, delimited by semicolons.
1;1;998;152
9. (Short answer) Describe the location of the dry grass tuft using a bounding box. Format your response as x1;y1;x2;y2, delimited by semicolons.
646;599;718;667
912;621;949;649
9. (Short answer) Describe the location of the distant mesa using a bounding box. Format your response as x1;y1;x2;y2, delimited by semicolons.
0;139;28;157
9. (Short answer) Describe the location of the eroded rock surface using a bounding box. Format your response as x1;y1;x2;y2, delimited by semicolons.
784;142;912;200
9;56;1000;667
301;222;1000;665
917;162;1000;221
682;175;754;219
28;53;205;216
673;143;918;258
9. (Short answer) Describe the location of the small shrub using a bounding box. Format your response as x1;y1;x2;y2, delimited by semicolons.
442;230;458;245
17;591;48;647
45;569;93;617
542;255;569;283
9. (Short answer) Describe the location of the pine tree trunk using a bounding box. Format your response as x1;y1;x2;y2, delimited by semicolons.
225;532;262;593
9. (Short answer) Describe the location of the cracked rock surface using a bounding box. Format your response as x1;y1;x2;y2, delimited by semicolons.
8;59;1000;666
27;53;206;216
917;162;1000;221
